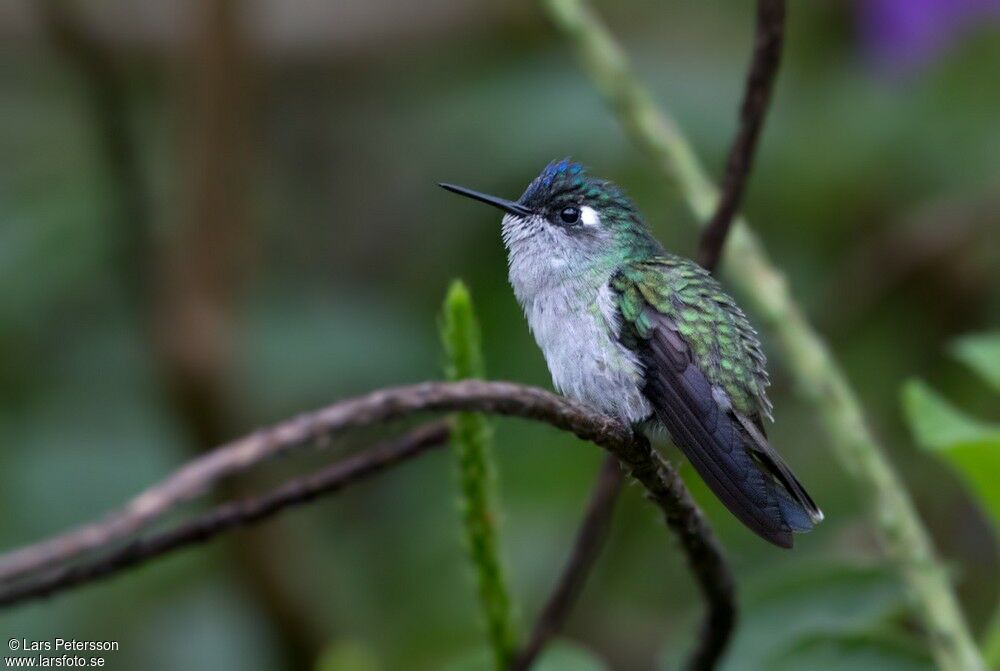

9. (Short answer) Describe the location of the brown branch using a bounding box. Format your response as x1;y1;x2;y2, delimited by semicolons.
0;422;450;608
698;0;786;272
0;381;734;650
0;381;612;584
636;443;736;671
509;455;624;671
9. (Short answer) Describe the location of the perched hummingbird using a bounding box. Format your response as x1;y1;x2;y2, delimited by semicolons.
440;159;822;548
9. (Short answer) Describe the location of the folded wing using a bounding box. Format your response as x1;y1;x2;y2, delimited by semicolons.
612;264;822;548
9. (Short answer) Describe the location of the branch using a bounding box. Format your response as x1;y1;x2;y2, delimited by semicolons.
638;442;736;671
511;437;733;671
0;382;582;584
0;383;734;641
0;382;734;662
0;422;451;607
698;0;785;272
541;1;986;669
509;456;624;671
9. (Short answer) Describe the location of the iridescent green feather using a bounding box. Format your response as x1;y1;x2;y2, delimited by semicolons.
612;255;772;420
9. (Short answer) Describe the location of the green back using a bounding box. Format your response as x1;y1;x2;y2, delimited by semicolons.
611;255;772;420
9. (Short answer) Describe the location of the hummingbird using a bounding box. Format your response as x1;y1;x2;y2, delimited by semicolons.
440;159;822;548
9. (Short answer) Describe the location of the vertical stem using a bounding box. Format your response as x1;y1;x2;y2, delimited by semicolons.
510;456;623;671
699;0;785;272
441;281;518;669
540;1;987;669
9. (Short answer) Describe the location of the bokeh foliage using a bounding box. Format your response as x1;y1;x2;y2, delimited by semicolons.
0;1;997;669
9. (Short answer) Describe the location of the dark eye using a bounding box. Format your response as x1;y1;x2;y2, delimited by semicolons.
559;207;580;225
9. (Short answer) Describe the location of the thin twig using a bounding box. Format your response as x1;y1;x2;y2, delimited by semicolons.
698;0;785;272
635;440;736;671
0;381;607;584
0;422;450;607
0;381;734;648
509;456;624;671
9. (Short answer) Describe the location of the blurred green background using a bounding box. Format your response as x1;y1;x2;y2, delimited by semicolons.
0;1;998;669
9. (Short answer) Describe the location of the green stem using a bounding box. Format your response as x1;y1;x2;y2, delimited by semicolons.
540;1;987;669
440;281;517;669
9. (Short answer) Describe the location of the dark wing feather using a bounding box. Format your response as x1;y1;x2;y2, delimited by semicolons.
733;412;822;525
636;305;820;548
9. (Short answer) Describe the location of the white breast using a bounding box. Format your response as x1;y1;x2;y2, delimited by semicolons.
509;262;651;424
523;281;651;424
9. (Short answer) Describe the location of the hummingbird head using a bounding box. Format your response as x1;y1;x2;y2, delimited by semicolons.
440;159;662;280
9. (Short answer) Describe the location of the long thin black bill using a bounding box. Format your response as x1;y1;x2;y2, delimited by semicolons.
438;183;533;217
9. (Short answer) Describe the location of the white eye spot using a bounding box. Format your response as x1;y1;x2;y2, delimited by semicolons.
580;205;600;227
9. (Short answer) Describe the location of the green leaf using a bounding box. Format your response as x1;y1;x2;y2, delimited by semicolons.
901;345;1000;665
901;380;1000;452
951;332;1000;393
902;380;1000;532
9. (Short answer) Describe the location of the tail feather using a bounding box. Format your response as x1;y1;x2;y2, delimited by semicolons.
640;321;820;548
735;411;823;525
774;484;816;533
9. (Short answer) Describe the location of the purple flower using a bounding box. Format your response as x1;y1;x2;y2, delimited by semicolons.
856;0;1000;76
